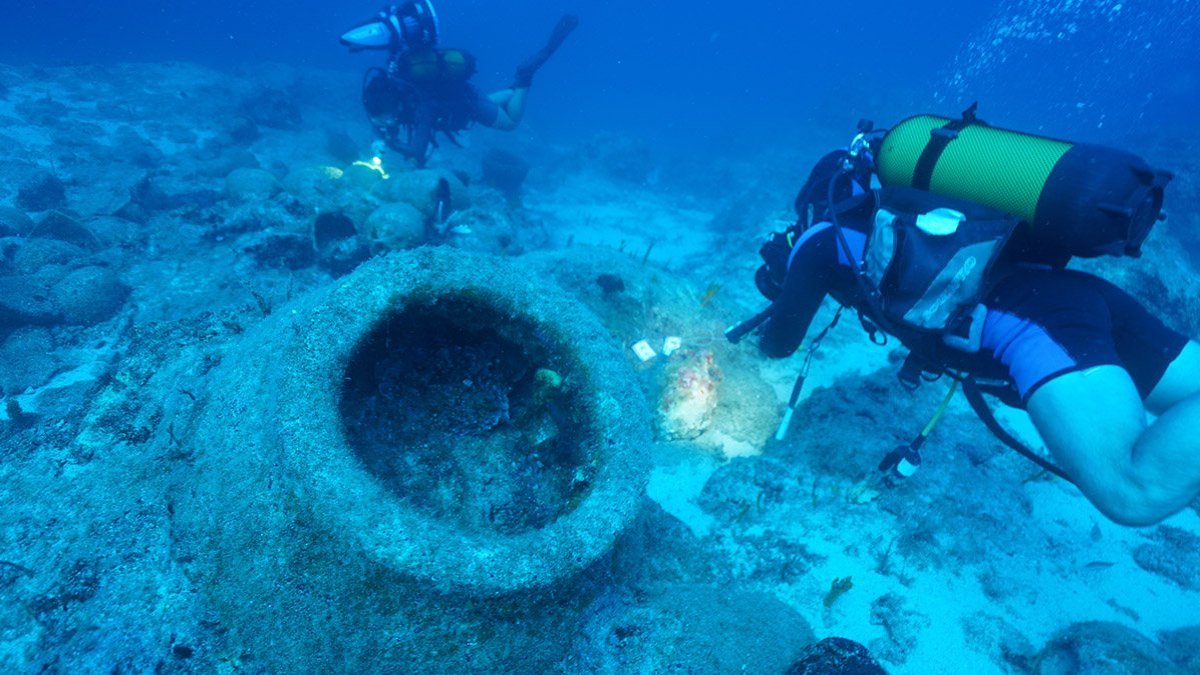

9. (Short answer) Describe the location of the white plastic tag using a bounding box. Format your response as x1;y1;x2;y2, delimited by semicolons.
631;340;657;362
662;336;682;356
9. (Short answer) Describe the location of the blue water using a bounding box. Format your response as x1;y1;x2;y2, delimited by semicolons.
5;1;1196;153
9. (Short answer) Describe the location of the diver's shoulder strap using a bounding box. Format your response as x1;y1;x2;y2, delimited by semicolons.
912;102;984;190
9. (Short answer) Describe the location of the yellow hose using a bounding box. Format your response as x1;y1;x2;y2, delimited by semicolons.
921;380;959;438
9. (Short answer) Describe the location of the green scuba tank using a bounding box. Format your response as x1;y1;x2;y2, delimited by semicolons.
398;48;477;85
875;114;1172;262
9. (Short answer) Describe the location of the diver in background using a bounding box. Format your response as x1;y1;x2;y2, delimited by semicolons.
341;1;578;166
747;144;1200;528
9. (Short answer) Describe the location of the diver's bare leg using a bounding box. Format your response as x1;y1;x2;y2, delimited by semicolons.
487;88;528;130
1145;341;1200;413
1028;347;1200;526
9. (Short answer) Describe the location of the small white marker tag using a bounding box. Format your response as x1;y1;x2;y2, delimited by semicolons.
662;336;682;356
631;340;657;362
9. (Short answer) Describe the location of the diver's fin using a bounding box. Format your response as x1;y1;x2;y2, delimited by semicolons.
543;14;580;55
512;15;579;88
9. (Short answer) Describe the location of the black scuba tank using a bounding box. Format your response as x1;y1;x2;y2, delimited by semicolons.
875;114;1173;263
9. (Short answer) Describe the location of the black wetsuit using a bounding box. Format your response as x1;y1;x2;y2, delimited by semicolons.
759;219;1188;406
376;78;500;165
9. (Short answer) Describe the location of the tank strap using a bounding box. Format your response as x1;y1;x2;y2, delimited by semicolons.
912;102;981;190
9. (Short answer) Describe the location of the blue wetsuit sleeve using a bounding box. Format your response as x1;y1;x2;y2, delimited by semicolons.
758;227;839;358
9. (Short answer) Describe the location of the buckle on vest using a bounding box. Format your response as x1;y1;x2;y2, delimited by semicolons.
898;353;925;392
942;304;988;354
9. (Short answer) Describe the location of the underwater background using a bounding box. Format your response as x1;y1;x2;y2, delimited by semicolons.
2;0;1199;672
5;0;1197;149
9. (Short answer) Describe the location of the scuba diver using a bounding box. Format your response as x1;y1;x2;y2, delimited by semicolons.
730;109;1199;527
340;1;579;166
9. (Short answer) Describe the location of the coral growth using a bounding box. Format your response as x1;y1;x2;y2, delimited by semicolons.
822;576;854;608
658;349;721;440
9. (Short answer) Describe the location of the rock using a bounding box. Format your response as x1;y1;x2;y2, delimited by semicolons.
172;249;652;671
30;211;101;250
50;266;130;326
786;637;887;675
282;165;344;211
869;593;932;666
84;216;141;248
14;96;69;126
572;584;813;673
0;206;34;237
0;132;22;157
201;148;261;179
360;202;426;253
373;169;470;222
51;122;107;150
312;212;366;276
209;201;302;243
595;273;625;295
225;168;280;203
0;276;59;328
27;359;115;420
16;171;66;212
961;612;1037;672
335;192;380;231
8;238;88;276
117;175;178;221
1133;525;1200;590
238;88;302;130
243;232;315;270
107;126;164;168
342;162;386;192
313;211;356;250
481;149;530;204
1159;625;1200;673
441;208;518;255
0;327;59;394
226;116;260;145
658;350;721;440
120;171;214;219
566;132;657;184
1033;621;1182;675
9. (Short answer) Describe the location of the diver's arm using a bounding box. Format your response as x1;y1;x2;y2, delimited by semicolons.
382;104;435;165
758;228;840;358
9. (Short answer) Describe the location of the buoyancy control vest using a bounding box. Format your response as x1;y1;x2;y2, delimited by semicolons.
862;186;1020;353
